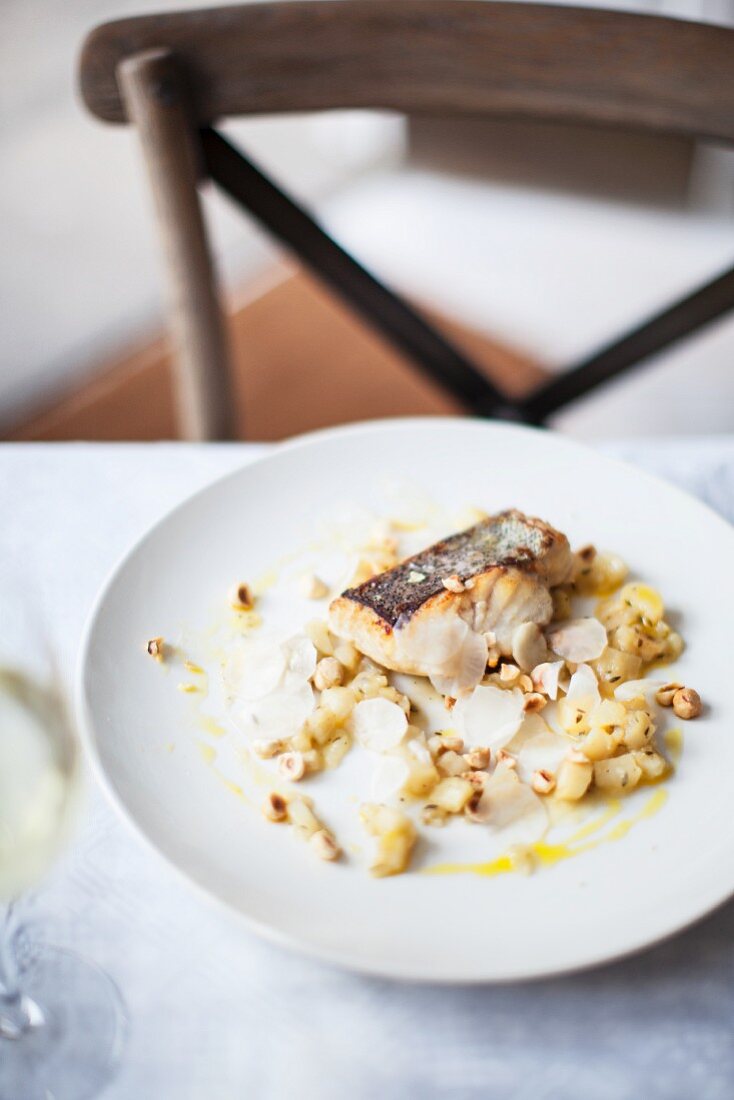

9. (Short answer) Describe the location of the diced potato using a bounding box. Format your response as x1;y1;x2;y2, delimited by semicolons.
558;699;591;736
360;803;403;835
664;631;684;661
619;583;664;625
305;619;335;656
302;748;323;773
633;751;668;781
580;727;617;762
319;686;355;723
621;708;655;750
360;803;417;877
555;759;593;800
613;625;665;663
350;669;388;699
589;699;626;731
596;596;638;632
333;640;361;672
322;732;351;769
575;552;628;596
291;727;314;753
306;705;341;745
402;759;440;798
371;829;416;877
592;646;642;688
431;777;474;814
288;796;320;840
436;750;467;777
594;754;642;792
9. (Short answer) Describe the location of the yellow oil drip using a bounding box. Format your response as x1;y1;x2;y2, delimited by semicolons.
197;714;226;738
231;610;262;632
665;727;684;764
197;742;216;765
425;789;668;879
178;683;203;694
238;747;276;790
184;660;205;675
252;569;279;595
565;799;622;843
218;777;245;799
196;743;253;805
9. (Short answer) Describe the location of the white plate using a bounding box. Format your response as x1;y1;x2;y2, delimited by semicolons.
77;418;734;982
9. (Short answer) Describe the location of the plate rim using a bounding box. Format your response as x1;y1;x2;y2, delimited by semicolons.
75;416;734;983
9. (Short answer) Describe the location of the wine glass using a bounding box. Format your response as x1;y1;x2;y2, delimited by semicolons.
0;574;127;1100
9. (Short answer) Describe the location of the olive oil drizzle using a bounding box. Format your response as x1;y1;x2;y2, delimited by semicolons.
425;788;668;879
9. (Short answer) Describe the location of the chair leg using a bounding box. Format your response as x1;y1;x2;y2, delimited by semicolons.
117;49;234;440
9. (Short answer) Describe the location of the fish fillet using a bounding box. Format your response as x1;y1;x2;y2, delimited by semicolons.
328;510;572;694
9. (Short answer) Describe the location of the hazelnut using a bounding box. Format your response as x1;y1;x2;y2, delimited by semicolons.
278;751;306;781
262;792;288;822
464;746;490;770
465;789;491;823
232;583;254;610
313;656;343;692
421;804;448;827
523;692;547;714
252;738;288;759
531;769;556;795
655;682;683;707
672;687;702;720
309;829;341;861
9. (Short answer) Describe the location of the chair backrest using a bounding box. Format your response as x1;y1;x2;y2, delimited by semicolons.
79;2;734;441
82;1;734;143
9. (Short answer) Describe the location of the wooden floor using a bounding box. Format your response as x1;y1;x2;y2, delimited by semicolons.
9;265;547;442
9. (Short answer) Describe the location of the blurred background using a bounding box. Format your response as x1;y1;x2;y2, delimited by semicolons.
3;0;734;442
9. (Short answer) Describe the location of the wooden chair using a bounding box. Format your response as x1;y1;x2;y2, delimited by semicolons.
79;1;734;440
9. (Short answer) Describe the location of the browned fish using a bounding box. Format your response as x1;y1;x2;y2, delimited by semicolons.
328;510;572;692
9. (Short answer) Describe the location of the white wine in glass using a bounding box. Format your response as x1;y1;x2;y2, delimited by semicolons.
0;587;126;1100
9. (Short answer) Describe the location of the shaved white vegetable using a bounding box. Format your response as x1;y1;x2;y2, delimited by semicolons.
429;628;488;697
407;737;433;765
394;612;468;669
531;660;565;700
454;685;525;750
470;767;548;846
396;611;488;698
352;697;408;752
547;618;608;663
221;638;286;702
614;678;666;703
565;663;601;708
370;755;411;800
282;634;318;687
506;714;570;784
236;681;315;739
512;622;548;671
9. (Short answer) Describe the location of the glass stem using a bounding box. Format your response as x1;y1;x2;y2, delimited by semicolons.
0;900;43;1038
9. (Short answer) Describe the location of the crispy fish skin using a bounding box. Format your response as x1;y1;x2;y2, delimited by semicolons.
328;510;572;676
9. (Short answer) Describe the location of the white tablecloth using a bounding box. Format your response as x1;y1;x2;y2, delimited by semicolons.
3;437;734;1100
